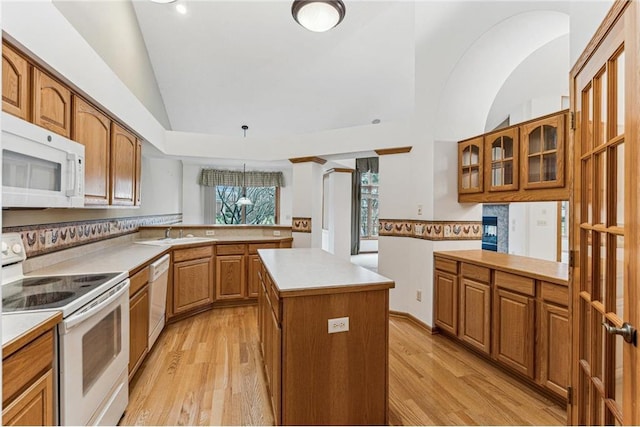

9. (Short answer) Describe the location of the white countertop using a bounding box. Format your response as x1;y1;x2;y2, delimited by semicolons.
258;248;394;294
2;311;61;349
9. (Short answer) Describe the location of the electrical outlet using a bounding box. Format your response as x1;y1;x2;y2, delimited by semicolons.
273;230;281;236
328;317;349;334
416;290;422;302
417;204;423;216
206;230;215;236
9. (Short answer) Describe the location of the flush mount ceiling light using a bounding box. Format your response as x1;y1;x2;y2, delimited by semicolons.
292;0;346;32
149;0;176;3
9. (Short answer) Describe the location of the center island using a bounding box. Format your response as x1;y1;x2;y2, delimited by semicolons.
257;248;395;426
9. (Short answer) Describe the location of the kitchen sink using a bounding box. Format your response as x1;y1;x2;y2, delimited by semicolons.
135;237;216;246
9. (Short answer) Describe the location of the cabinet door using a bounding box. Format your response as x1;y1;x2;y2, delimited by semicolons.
434;270;458;335
486;127;519;192
129;286;149;379
459;278;491;354
270;307;282;425
32;68;71;138
110;123;136;206
135;139;142;206
538;302;569;398
2;369;54;426
521;113;565;189
248;255;261;298
2;44;30;120
458;136;483;194
493;288;535;378
216;255;245;300
173;257;214;314
73;96;111;205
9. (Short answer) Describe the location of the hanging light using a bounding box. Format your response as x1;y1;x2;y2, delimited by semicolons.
236;163;253;206
292;0;346;33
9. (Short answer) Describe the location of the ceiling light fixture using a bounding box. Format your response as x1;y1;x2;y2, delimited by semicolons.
292;0;346;33
149;0;176;3
237;125;253;207
175;3;187;14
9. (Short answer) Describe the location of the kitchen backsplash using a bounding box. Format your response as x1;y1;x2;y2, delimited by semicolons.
3;213;182;258
378;219;482;241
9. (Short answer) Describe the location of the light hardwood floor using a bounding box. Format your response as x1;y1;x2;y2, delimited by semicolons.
120;306;566;426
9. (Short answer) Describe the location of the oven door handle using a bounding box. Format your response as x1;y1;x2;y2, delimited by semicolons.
62;281;129;333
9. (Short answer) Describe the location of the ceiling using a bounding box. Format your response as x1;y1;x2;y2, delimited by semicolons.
131;0;415;138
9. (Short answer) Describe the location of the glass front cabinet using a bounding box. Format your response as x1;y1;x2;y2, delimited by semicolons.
458;136;483;194
486;128;519;192
521;114;565;189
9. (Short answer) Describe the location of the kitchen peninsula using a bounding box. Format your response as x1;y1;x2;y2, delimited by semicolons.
257;248;395;425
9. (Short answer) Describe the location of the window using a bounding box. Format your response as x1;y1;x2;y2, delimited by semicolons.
216;186;278;224
360;171;379;238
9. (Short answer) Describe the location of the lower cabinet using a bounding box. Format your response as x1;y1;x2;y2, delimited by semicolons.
129;285;149;380
173;256;214;314
216;255;245;300
459;278;491;354
538;301;569;398
248;254;261;298
434;270;458;335
3;370;53;426
493;288;535;379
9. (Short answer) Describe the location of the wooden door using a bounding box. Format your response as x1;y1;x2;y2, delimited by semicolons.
216;255;245;300
248;254;261;298
2;370;53;426
486;127;519;192
459;278;491;354
2;43;30;120
32;69;71;138
458;136;484;194
493;288;535;378
570;1;639;424
110;123;136;206
539;301;569;398
73;96;111;205
521;113;565;189
434;269;458;335
173;257;213;314
129;286;149;380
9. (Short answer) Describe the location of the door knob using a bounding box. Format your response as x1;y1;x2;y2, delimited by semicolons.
602;321;637;345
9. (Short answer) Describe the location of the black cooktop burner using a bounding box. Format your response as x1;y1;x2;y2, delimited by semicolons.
2;272;122;313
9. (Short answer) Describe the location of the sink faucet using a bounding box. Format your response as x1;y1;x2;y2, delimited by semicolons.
179;229;183;238
165;227;172;239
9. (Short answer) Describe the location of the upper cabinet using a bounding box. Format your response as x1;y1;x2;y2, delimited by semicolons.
486;128;519;192
521;114;565;189
111;123;137;206
73;96;111;205
458;110;569;203
32;69;72;138
135;140;142;206
2;44;30;120
458;137;483;194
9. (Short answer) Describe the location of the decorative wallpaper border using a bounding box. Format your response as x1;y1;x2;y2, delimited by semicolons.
3;213;182;258
292;217;312;233
378;219;482;241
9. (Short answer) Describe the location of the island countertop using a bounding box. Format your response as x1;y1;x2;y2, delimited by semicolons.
258;248;395;296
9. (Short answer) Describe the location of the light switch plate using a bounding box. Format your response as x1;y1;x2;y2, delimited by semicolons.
206;230;215;236
328;317;349;334
273;230;281;236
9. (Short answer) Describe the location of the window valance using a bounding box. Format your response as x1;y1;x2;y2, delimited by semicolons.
356;157;379;173
199;169;285;187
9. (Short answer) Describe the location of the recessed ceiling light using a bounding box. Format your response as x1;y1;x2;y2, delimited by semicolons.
176;3;187;14
149;0;176;3
372;119;381;124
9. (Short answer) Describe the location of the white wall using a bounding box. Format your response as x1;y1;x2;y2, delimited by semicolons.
181;162;292;225
570;1;615;65
326;172;352;260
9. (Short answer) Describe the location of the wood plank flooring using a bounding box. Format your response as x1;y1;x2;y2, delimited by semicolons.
120;306;566;426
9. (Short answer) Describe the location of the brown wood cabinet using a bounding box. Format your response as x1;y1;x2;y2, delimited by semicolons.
458;136;483;194
457;110;569;203
135;140;142;206
32;68;72;138
172;245;214;316
128;265;150;381
216;255;245;300
248;254;261;297
433;252;569;401
2;326;57;427
459;278;491;354
73;96;111;205
2;43;30;120
493;288;535;378
110;123;137;206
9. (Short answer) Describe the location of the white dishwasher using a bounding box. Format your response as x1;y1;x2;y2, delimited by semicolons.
148;254;170;349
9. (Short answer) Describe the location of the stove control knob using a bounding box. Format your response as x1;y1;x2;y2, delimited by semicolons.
1;242;8;254
11;244;23;254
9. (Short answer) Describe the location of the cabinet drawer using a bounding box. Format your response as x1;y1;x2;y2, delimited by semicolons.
249;243;278;254
216;244;246;255
129;266;149;297
495;271;535;296
435;257;458;274
541;282;569;306
3;330;54;405
173;245;213;262
461;263;490;283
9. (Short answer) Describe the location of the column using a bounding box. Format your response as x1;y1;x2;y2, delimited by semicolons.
290;157;325;248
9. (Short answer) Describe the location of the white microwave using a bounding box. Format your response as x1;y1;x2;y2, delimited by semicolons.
2;113;85;208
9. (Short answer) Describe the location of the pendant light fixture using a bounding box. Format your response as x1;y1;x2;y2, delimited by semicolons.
237;125;253;206
292;0;346;33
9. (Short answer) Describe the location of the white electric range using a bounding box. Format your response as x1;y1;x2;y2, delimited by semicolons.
1;233;130;426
